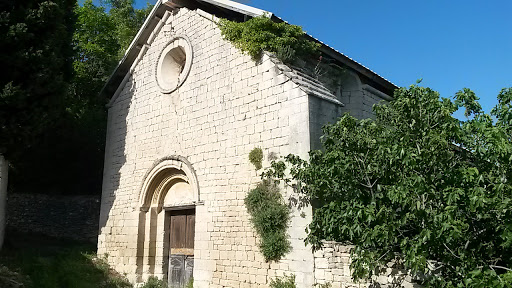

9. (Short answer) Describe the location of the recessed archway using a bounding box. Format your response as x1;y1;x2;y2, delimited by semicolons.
139;156;200;211
136;156;199;284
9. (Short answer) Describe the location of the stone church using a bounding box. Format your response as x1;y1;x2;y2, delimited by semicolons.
98;0;402;287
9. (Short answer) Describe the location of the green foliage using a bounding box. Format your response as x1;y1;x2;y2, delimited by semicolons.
186;277;194;288
270;274;296;288
102;0;153;58
72;0;152;104
8;0;153;195
218;16;320;62
245;180;291;261
249;147;264;170
72;0;120;106
269;84;512;287
0;234;132;288
140;276;166;288
0;0;75;160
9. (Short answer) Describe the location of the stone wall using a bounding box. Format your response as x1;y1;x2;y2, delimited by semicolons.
339;72;389;120
6;193;100;243
309;96;343;150
314;242;420;288
99;6;314;287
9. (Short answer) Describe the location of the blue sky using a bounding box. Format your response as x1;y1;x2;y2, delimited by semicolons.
132;0;511;114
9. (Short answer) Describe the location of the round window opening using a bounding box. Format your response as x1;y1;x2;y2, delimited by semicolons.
156;37;193;94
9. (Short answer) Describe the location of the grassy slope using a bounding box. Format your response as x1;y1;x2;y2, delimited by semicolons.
0;231;131;288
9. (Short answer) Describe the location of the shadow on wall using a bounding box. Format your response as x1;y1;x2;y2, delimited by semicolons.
97;74;131;261
98;72;201;281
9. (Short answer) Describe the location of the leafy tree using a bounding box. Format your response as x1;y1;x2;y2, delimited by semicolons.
72;0;152;103
270;84;512;287
71;0;120;111
8;0;153;195
0;0;75;161
103;0;153;58
70;0;152;116
0;0;75;251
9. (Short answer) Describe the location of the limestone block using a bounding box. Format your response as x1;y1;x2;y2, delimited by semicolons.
255;275;267;284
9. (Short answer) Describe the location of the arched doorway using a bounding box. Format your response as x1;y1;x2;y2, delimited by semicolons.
137;156;200;286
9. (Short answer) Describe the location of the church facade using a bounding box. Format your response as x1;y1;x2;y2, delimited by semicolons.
98;1;404;287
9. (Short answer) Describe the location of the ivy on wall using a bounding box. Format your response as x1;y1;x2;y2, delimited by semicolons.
245;179;291;261
218;15;320;62
245;148;291;262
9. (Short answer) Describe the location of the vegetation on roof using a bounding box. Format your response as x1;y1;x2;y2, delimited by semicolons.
218;15;320;62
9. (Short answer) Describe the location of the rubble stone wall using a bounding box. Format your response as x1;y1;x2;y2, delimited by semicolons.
6;193;100;243
314;242;420;288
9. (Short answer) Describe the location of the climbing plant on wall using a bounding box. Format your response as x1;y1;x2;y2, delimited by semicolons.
245;148;291;262
218;15;320;62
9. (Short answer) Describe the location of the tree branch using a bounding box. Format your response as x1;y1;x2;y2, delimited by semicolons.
490;265;512;272
443;243;461;259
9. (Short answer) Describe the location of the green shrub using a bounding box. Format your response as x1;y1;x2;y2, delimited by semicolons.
218;16;320;62
0;240;132;288
186;278;193;288
259;231;291;261
245;180;291;261
249;147;264;170
140;276;166;288
270;274;296;288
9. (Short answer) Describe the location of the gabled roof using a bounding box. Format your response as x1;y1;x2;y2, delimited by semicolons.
100;0;398;101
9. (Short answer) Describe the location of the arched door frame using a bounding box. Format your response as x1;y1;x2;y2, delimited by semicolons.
139;156;201;211
135;156;201;283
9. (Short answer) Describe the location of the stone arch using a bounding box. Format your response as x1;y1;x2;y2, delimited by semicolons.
339;70;363;92
139;155;200;211
135;156;200;283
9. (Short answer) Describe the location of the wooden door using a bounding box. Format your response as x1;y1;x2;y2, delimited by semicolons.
168;210;195;288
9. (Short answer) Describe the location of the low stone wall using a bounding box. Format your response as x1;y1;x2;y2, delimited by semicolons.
314;241;420;288
6;193;100;243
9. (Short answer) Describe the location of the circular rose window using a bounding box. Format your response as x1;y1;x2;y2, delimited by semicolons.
156;36;193;94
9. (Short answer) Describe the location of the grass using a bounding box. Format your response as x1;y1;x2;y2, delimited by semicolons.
0;231;131;288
